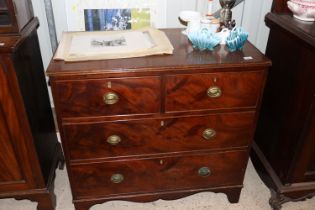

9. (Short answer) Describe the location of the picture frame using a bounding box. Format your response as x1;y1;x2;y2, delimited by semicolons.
65;0;167;31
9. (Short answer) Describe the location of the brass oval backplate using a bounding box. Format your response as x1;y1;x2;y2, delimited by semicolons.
207;86;222;98
103;92;119;105
107;135;122;145
111;174;124;184
198;167;211;177
202;128;217;140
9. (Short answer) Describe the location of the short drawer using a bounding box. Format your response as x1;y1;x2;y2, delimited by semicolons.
53;77;161;117
64;112;255;161
71;150;248;199
165;71;265;112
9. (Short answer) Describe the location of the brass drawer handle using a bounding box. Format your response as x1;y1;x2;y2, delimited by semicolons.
107;135;122;145
103;92;119;105
202;128;216;140
207;86;222;98
198;167;211;177
111;174;124;184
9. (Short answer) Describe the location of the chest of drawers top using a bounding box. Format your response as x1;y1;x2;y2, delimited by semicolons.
47;29;270;79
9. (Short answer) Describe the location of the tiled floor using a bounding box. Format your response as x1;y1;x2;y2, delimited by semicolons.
0;160;315;210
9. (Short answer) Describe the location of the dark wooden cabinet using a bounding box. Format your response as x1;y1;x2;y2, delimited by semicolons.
251;12;315;210
0;17;64;210
47;29;270;210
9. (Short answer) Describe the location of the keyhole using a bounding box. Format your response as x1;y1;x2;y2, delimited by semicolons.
213;77;217;83
107;81;112;89
160;160;164;165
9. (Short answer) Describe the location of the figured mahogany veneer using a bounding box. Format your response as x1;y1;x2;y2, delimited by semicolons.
64;112;255;161
54;77;161;117
71;150;248;199
47;29;271;210
165;71;264;112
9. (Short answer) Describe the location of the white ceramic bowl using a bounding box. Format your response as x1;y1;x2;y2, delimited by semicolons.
179;11;202;35
179;10;201;22
287;0;315;21
291;0;315;7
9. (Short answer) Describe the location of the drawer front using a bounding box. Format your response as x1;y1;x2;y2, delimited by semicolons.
53;77;161;117
71;150;248;199
64;112;255;160
165;71;265;112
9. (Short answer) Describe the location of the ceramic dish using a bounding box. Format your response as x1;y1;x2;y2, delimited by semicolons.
287;0;315;21
188;28;221;51
291;0;315;6
225;27;248;52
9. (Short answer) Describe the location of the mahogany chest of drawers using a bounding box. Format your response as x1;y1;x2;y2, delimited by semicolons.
47;29;271;210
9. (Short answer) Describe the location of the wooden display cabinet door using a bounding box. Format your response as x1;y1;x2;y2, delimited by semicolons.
0;60;40;193
0;0;33;34
0;0;17;33
303;95;315;182
305;153;315;182
289;95;315;183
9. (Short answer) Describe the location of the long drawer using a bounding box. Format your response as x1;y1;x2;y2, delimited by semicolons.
64;112;255;161
165;71;265;112
53;76;161;117
71;150;248;199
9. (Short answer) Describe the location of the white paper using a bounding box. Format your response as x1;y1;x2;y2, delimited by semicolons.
68;31;154;56
53;28;174;61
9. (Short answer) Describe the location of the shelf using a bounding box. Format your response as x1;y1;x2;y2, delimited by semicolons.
265;13;315;48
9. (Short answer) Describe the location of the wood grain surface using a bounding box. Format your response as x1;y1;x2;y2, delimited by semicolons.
165;71;264;112
64;112;255;161
71;150;248;199
54;77;161;117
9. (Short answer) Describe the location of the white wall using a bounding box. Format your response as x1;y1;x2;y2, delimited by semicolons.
166;0;196;28
31;0;53;69
51;0;67;41
242;0;273;53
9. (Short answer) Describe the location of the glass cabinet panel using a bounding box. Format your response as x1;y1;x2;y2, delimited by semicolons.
0;0;10;26
0;11;11;25
0;0;8;9
0;0;34;33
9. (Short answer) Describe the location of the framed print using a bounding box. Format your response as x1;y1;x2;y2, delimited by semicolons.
65;0;167;31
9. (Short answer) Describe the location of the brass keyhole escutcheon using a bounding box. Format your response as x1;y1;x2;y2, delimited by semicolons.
111;174;124;184
103;92;119;105
198;167;211;177
202;128;216;140
107;135;121;145
207;86;222;98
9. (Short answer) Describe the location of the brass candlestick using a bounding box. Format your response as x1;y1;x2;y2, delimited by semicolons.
219;0;236;29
